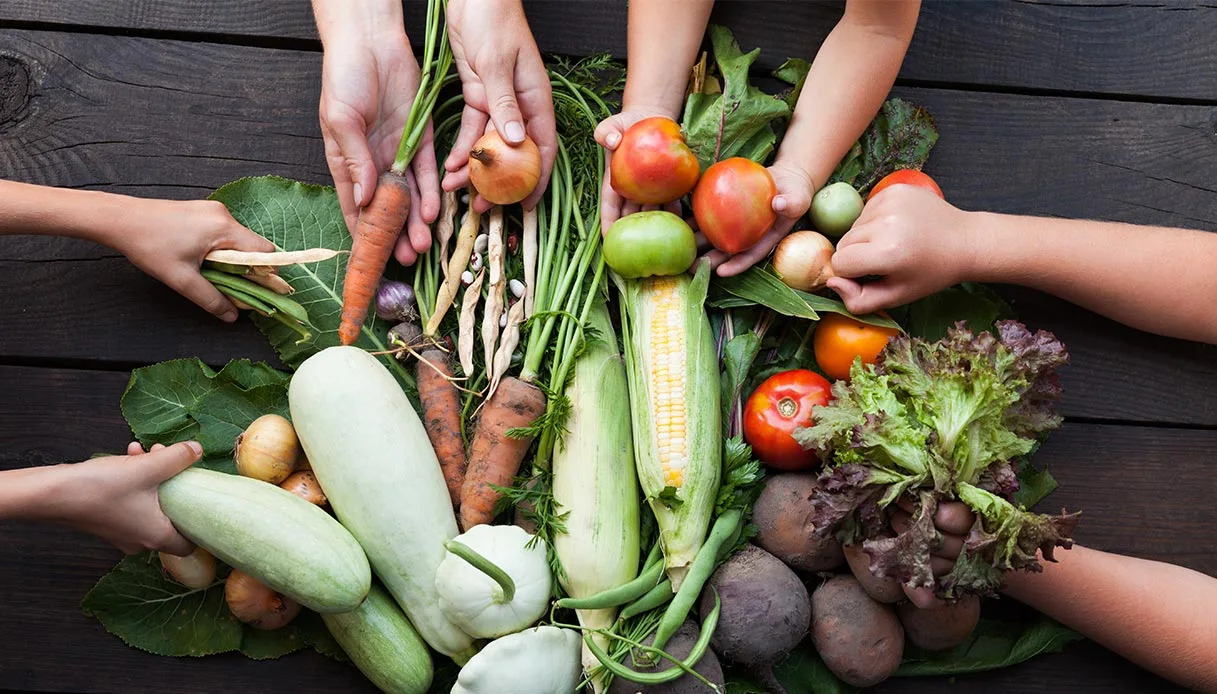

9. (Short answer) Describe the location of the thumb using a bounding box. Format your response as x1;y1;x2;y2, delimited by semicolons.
829;277;904;316
594;117;626;150
327;111;379;208
225;223;276;254
141;441;203;483
482;65;527;146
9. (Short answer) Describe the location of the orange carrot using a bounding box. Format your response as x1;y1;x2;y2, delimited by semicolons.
459;376;547;531
338;171;410;346
417;348;466;509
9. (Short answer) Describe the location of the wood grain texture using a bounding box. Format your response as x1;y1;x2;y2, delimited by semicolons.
1;365;1208;691
3;1;1216;101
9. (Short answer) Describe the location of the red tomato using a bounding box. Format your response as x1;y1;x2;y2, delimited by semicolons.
867;169;943;201
813;313;899;381
691;157;777;254
610;117;701;205
743;369;832;470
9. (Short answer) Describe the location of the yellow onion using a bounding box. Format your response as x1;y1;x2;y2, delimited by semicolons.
469;130;541;205
235;414;300;484
280;470;327;506
159;547;217;589
773;230;836;292
225;569;301;630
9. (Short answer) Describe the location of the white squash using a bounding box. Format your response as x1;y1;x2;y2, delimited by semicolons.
289;346;474;660
435;524;551;639
451;626;582;694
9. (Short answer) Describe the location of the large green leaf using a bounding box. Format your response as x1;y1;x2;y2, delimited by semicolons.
120;359;289;472
712;267;901;330
895;615;1082;676
81;553;341;659
209;175;414;394
889;283;1014;342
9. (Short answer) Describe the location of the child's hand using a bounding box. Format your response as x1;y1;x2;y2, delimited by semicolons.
827;185;978;315
52;441;201;556
444;0;556;212
115;199;275;322
594;105;683;233
890;499;976;609
704;160;815;276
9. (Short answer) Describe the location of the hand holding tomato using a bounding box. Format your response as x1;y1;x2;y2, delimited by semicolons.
827;173;978;316
743;369;833;471
813;313;899;382
595;107;686;233
700;160;814;278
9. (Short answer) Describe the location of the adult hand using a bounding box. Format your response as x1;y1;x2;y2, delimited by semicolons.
890;499;976;609
116;199;275;322
443;0;556;212
702;160;815;276
318;29;440;265
828;185;977;314
593;105;686;233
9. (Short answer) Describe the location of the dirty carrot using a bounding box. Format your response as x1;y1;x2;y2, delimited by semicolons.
459;375;547;531
418;348;466;510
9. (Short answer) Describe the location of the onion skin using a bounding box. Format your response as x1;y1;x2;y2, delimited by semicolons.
469;131;541;205
159;547;217;589
375;280;417;322
772;230;836;292
280;470;327;506
225;569;302;630
235;414;300;484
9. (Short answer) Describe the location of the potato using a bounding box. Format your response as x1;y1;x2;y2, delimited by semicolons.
843;542;904;603
697;544;811;666
812;575;905;687
897;594;981;651
752;473;844;573
607;620;724;694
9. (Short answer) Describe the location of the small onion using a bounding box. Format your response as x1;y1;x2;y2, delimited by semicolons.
159;547;217;589
375;279;417;322
225;569;301;630
469;130;541;205
235;414;300;484
280;470;327;506
772;230;836;292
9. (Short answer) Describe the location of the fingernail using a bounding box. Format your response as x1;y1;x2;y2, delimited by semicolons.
221;311;238;323
185;441;203;458
353;183;363;204
606;132;621;148
505;121;526;143
773;195;788;213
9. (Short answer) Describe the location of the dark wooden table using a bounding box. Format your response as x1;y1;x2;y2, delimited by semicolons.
2;1;1215;692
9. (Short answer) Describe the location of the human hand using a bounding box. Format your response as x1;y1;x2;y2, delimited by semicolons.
703;160;815;276
827;185;978;315
113;199;275;322
594;105;686;233
890;499;976;609
318;28;439;265
53;441;201;556
443;0;555;212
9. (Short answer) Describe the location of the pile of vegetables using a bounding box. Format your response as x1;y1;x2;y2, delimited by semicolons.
80;20;1090;694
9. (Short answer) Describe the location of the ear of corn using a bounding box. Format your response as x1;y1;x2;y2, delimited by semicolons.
616;262;721;591
551;299;641;688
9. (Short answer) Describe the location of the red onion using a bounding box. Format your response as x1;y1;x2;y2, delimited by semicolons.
375;280;417;322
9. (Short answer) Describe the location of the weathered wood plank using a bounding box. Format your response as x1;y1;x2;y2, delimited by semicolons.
3;30;1216;422
1;364;1209;691
2;1;1215;102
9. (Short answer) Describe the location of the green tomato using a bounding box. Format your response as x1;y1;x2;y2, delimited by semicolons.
810;182;864;238
603;211;697;279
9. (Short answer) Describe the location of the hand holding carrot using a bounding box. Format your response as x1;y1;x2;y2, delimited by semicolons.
313;0;440;266
443;0;555;211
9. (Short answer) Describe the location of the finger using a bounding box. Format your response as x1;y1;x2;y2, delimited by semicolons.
397;170;430;265
324;109;378;210
622;200;641;218
663;200;682;217
150;443;166;452
127;441;144;456
715;221;794;277
144;441;203;483
600;168;625;234
174;270;239;323
322;123;359;235
154;524;197;557
594;115;628;151
831;241;891;279
221;221;276;254
890;509;912;535
411;121;441;225
903;585;945;610
518;53;556;210
444;105;488;175
700;248;731;272
931;556;955;576
935;502;977;536
481;58;527;145
933;532;965;561
471;192;494;215
833;278;906;316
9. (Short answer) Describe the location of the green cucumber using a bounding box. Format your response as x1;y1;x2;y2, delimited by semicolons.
323;585;434;694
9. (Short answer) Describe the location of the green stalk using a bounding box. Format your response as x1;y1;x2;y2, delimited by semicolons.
444;540;516;603
390;0;452;175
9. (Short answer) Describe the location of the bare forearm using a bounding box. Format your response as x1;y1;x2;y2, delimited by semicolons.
777;0;919;188
622;0;714;116
0;180;131;247
969;212;1217;343
311;0;404;46
1003;545;1217;692
0;466;72;522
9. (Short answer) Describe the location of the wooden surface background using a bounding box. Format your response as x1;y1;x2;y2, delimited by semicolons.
1;1;1215;692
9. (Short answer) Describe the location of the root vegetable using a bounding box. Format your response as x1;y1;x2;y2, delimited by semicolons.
235;414;300;484
811;575;904;687
375;280;417;322
459;377;547;530
752;473;843;573
225;569;302;630
771;231;835;292
606;621;725;694
696;544;810;667
897;594;981;651
469;130;541;205
339;172;413;345
417;349;466;510
843;542;904;603
159;547;216;589
279;470;327;506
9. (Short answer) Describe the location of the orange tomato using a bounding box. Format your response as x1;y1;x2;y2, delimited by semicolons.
813;313;900;381
867;169;943;202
